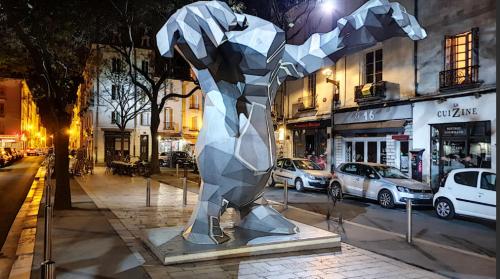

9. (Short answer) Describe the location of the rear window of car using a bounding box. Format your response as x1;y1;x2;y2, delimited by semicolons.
453;171;479;187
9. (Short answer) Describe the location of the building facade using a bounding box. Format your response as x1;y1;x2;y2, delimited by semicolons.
0;78;47;150
411;0;496;190
90;45;199;164
276;0;496;187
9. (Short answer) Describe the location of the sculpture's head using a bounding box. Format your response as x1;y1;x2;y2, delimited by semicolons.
157;1;247;61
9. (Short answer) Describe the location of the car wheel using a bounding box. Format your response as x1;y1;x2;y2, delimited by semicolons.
329;182;342;200
378;190;395;209
435;198;455;220
295;178;305;192
159;160;164;167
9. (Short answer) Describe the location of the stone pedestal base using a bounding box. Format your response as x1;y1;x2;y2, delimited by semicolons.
142;220;341;265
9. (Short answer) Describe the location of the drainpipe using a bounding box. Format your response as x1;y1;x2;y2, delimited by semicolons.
414;0;419;96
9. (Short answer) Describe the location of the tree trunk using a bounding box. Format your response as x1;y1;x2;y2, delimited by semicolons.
150;106;161;174
54;125;72;209
120;128;125;160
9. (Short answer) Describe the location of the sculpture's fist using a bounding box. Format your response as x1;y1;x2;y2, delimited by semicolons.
157;1;247;61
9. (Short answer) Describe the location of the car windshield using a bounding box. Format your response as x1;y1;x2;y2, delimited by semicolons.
372;165;408;179
293;160;322;170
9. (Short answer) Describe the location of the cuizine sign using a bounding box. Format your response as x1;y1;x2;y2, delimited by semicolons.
437;103;478;118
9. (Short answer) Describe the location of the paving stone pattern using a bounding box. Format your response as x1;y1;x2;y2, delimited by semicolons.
76;168;445;279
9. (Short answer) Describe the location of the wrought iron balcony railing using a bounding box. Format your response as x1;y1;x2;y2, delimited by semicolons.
439;65;480;91
294;95;316;111
354;81;386;103
164;122;175;130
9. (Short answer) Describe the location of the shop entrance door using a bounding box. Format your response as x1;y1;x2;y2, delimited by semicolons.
344;137;386;164
140;135;149;161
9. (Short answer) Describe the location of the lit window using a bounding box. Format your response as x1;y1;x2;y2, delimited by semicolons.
365;49;383;84
442;28;479;87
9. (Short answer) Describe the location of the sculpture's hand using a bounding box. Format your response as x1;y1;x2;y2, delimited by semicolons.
156;1;247;61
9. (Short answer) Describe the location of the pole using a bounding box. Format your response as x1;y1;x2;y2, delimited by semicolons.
182;177;187;206
284;180;288;209
176;163;179;177
146;178;151;207
406;198;413;244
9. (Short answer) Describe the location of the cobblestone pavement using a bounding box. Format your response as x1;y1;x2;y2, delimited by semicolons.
75;167;445;279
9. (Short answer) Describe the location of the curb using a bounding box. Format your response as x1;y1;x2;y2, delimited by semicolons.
2;166;46;279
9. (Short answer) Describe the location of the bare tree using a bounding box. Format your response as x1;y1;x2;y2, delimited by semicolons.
97;59;150;159
107;0;200;174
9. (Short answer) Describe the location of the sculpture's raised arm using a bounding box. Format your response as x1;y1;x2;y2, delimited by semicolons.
281;0;427;79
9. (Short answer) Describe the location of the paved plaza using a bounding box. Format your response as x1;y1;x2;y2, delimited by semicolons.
64;167;446;279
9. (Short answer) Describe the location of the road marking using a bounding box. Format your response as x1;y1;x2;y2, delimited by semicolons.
267;199;497;262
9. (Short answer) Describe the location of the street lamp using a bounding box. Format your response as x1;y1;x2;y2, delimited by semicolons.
319;0;335;13
323;68;340;172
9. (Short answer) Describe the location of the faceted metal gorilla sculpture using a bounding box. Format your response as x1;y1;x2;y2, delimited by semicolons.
157;0;426;244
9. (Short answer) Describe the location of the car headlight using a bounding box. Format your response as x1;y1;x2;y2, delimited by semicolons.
305;173;315;180
396;186;411;193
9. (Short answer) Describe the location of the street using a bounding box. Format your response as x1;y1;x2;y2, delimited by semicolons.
0;156;43;249
264;184;496;258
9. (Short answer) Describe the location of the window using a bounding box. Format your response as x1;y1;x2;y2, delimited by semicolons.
141;112;151;126
303;73;316;109
111;111;117;124
365;49;383;84
454;171;478;187
276;159;284;168
480;172;496;191
191;116;198;131
111;85;117;100
190;93;199;109
0;102;4;117
341;163;358;175
141;60;149;75
164;107;173;129
441;28;479;88
111;58;122;73
283;159;294;171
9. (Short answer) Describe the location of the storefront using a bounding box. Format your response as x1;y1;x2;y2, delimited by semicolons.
413;93;496;190
333;104;412;174
287;119;330;170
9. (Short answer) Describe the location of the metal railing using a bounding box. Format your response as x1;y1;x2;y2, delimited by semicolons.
354;81;386;103
163;122;176;130
189;103;200;109
41;153;55;279
299;95;316;110
439;65;480;90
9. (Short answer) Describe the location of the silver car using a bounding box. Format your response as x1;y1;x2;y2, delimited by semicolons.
329;162;433;208
271;158;332;192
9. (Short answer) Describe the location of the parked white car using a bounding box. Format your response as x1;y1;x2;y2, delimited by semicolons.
271;158;332;191
433;168;496;221
330;162;433;208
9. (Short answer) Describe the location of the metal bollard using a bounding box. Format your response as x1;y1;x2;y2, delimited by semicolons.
146;178;151;207
406;198;413;244
284;180;288;209
41;260;55;279
176;163;179;177
182;177;187;206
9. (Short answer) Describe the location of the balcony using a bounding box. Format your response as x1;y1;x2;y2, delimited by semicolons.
189;103;200;110
439;65;480;91
354;81;386;104
163;122;176;130
293;95;316;112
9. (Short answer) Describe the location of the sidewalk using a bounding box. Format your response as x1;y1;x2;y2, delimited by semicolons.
30;179;149;279
70;167;444;279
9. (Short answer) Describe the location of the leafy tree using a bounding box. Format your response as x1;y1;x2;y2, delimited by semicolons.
0;0;109;209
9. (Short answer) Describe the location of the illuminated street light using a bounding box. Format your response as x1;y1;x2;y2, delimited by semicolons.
319;0;335;12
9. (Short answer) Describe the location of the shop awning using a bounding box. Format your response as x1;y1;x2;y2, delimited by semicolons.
334;120;406;135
